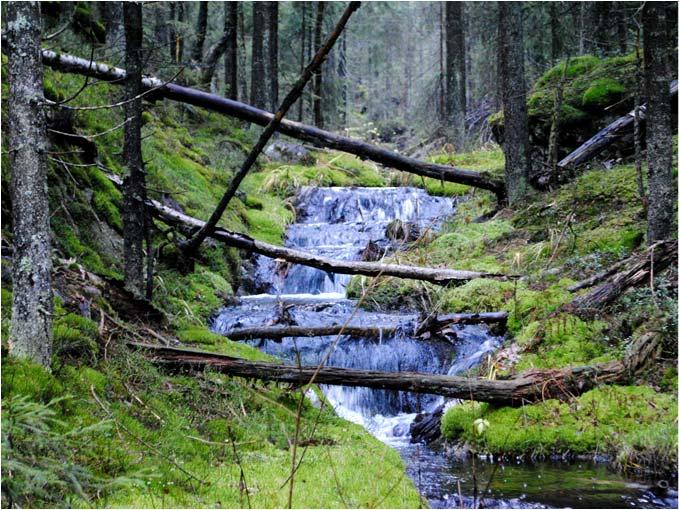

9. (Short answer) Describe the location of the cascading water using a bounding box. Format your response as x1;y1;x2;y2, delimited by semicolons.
211;185;677;509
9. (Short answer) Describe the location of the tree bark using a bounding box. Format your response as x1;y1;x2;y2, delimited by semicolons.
569;240;677;317
549;2;562;64
36;50;505;198
176;2;185;64
223;1;238;100
614;1;628;55
180;2;361;257
266;2;279;112
7;1;54;367
122;2;147;298
643;2;677;243
313;1;326;128
557;80;678;169
237;3;247;102
298;1;307;122
445;1;466;147
191;1;208;62
226;325;398;342
168;2;177;63
498;2;531;204
250;2;267;109
128;330;661;406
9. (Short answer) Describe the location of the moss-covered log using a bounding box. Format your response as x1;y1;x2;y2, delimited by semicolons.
225;324;398;341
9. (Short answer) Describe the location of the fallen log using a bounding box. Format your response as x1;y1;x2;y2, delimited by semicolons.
569;240;677;317
225;324;398;341
557;80;678;169
128;331;659;406
37;49;505;200
415;311;508;336
95;170;512;285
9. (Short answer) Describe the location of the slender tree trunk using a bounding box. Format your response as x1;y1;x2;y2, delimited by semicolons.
439;2;445;123
498;2;530;204
122;2;147;298
614;2;628;55
313;1;326;128
224;1;238;100
550;2;562;64
445;1;466;147
338;28;348;127
633;23;646;211
191;1;209;62
176;2;185;64
643;2;676;243
250;2;267;109
267;1;279;112
168;2;177;63
237;3;247;102
101;2;125;58
298;2;307;122
7;1;53;367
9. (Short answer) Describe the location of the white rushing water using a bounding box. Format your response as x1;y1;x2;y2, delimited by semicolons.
212;186;501;445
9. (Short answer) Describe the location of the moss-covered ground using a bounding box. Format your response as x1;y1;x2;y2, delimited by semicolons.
347;146;677;474
1;67;422;507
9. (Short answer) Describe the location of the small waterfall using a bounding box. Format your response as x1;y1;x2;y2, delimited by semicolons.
212;185;502;444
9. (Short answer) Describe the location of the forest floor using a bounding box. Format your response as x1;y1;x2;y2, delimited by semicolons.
1;60;677;508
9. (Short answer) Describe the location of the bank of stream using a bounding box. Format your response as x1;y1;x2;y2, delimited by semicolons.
211;186;677;508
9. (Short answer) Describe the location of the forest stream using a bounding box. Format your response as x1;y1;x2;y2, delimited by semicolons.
211;187;677;509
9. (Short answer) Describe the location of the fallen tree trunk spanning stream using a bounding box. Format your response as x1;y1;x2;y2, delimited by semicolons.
128;330;660;406
38;49;506;200
106;171;513;285
225;324;398;341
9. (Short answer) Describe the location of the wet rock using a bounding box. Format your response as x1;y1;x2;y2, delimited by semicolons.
360;239;387;262
264;141;316;166
386;219;421;243
410;404;444;444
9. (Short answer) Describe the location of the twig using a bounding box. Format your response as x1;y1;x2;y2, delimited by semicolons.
49;118;130;141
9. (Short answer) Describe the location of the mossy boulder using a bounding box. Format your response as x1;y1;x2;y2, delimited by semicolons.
490;54;638;170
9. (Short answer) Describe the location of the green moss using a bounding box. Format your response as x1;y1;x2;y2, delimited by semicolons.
443;279;515;313
441;386;677;470
582;78;626;109
92;190;123;232
53;310;100;361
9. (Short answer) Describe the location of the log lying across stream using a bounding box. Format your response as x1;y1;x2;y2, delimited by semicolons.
105;173;513;285
39;49;506;200
225;324;398;341
415;311;508;336
128;330;660;406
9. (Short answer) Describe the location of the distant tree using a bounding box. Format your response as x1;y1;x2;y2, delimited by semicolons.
191;1;209;62
445;1;466;147
643;2;677;242
237;3;248;102
313;1;326;127
250;2;267;109
101;2;125;57
176;2;185;63
7;1;54;366
168;2;177;63
122;1;148;297
498;1;530;204
224;1;238;100
266;1;279;110
338;29;348;127
613;2;628;55
549;2;563;64
298;1;308;121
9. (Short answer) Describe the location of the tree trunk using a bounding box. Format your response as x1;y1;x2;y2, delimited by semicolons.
168;2;177;63
176;2;185;64
439;2;445;123
313;1;326;128
643;2;677;243
614;1;628;55
498;1;530;204
549;2;562;64
7;1;54;367
250;2;267;109
122;2;147;298
266;1;279;112
191;1;208;62
338;28;348;127
37;50;506;198
129;330;661;406
445;1;466;147
298;2;307;122
101;2;125;58
237;3;247;101
223;1;238;100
